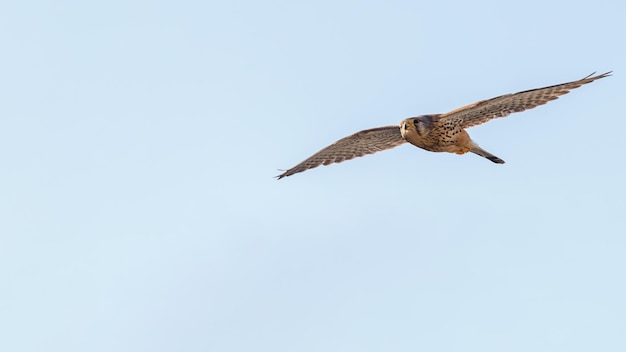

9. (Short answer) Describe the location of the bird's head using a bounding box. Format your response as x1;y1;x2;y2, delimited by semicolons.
401;117;427;138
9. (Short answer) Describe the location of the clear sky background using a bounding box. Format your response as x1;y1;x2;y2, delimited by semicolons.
1;1;624;351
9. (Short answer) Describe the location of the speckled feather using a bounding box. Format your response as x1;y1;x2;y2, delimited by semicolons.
439;72;611;128
276;126;405;179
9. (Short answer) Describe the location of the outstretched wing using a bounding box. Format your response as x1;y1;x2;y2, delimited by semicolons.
439;72;611;129
277;125;405;179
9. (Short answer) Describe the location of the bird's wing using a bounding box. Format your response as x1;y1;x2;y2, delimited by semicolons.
277;125;405;179
438;72;611;129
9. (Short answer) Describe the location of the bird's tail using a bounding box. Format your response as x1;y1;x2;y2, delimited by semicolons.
470;146;505;164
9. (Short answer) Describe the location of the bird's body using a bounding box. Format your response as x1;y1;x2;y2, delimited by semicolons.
277;72;611;179
401;115;505;163
402;114;468;153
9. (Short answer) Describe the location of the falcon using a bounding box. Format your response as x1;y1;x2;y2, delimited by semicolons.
277;72;611;179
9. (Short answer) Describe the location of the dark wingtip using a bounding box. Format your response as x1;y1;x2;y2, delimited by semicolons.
275;169;287;180
584;71;612;80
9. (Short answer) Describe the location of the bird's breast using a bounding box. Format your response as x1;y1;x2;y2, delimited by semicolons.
405;125;470;153
404;129;440;152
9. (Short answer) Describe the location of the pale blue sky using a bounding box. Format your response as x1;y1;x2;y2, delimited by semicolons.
1;1;625;351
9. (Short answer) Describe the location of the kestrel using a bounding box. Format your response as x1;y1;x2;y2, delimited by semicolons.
277;72;611;179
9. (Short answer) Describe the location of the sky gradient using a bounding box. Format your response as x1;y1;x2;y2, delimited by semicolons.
1;1;625;351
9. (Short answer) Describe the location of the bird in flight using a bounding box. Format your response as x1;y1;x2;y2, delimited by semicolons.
277;71;611;179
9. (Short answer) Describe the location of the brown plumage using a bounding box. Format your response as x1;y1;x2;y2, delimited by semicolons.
277;72;611;179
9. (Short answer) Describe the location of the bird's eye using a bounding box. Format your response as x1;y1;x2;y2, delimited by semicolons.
403;123;409;130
